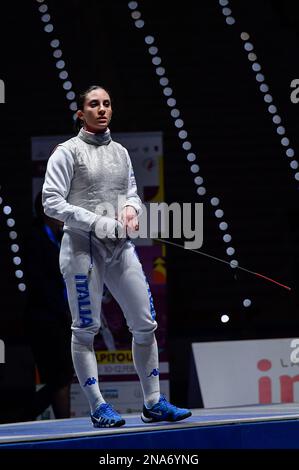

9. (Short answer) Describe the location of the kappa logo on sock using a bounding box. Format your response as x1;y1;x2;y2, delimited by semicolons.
83;377;97;387
147;368;159;378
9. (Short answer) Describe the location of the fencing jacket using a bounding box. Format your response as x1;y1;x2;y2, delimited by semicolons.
42;128;142;234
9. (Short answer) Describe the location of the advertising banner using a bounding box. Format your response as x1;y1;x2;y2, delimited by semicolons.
192;338;299;408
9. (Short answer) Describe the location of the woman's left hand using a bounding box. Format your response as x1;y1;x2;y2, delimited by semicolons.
120;206;139;232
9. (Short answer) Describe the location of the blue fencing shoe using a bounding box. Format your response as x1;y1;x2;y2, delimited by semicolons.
91;403;125;428
141;395;192;423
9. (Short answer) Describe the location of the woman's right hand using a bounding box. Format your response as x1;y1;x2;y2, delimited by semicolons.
94;215;124;240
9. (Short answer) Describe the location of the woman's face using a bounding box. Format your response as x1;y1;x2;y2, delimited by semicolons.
77;88;112;133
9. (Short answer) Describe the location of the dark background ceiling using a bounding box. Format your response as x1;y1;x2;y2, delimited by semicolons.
1;0;299;404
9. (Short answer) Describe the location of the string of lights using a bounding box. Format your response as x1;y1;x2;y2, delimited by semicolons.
219;0;299;181
0;191;26;292
128;1;252;318
35;0;78;120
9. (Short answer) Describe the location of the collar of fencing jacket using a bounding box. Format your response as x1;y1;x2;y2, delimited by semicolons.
78;127;112;146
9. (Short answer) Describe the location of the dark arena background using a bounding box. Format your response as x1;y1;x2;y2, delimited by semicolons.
1;0;299;462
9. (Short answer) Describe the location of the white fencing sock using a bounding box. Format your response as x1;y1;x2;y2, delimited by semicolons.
71;339;105;413
132;336;160;408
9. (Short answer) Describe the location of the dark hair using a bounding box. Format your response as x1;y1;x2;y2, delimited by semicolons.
74;85;110;132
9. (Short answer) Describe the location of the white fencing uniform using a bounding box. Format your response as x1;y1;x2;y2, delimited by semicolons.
42;128;160;411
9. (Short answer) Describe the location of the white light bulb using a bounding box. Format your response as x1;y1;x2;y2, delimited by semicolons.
240;32;250;41
9;231;17;239
50;39;60;48
194;176;203;185
178;130;187;139
44;24;54;33
230;259;239;268
187;153;196;162
190;164;199;173
219;222;228;230
167;98;176;107
223;234;232;243
226;17;235;25
3;206;12;215
149;47;158;55
286;148;294;158
221;314;229;323
56;60;65;69
197;187;206;196
7;218;15;227
183;141;191;150
244;42;254;51
145;35;154;45
211;197;220;206
128;2;138;10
